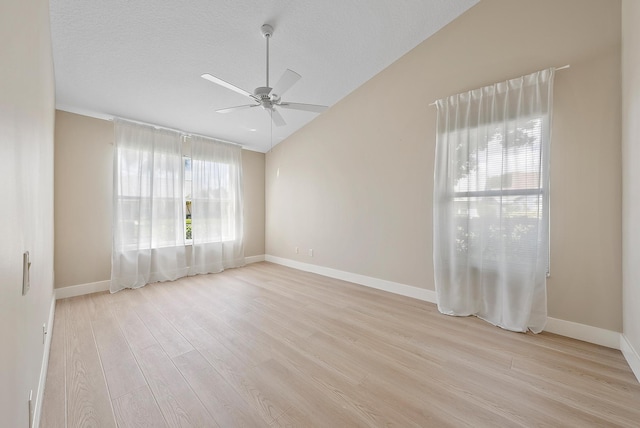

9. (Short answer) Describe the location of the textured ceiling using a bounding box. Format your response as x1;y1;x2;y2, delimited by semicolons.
50;0;478;152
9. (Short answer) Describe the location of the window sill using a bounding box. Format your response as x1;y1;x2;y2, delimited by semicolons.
117;239;238;252
184;238;237;246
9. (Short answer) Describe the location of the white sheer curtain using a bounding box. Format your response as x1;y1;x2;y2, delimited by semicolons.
189;135;244;275
433;68;554;333
111;119;188;292
112;122;246;291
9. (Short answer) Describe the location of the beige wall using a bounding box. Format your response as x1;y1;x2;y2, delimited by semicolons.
242;149;266;257
622;0;640;367
266;0;623;331
54;111;265;289
55;111;114;288
0;0;55;425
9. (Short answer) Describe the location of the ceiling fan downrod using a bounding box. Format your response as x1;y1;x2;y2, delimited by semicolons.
261;24;274;89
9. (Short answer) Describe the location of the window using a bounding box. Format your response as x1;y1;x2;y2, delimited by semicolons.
112;122;242;252
184;156;192;241
451;117;548;271
112;119;244;292
184;155;239;243
114;144;185;251
433;68;554;333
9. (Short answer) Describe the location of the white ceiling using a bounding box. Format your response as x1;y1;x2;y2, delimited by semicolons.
50;0;478;152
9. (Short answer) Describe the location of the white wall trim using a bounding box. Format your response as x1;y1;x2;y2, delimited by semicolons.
245;254;265;264
33;295;56;428
264;255;629;353
543;317;621;349
55;279;110;300
621;334;640;383
264;255;438;304
53;259;266;300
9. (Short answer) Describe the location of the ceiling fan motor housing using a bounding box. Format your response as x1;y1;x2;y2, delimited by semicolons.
254;86;274;109
254;86;271;98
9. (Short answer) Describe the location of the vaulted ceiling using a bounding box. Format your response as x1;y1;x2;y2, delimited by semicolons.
50;0;478;152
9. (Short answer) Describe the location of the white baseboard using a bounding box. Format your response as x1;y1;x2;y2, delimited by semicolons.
264;255;437;304
543;317;621;349
245;254;265;264
33;295;56;428
55;279;110;300
621;334;640;383
54;258;265;299
264;255;628;353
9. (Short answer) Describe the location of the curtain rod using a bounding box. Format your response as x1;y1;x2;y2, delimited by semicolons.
113;116;243;148
181;133;243;148
428;65;570;107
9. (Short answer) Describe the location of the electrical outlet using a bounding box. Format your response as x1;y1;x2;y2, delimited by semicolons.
308;249;313;257
295;247;299;254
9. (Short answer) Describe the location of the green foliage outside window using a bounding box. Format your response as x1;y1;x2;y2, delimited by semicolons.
185;200;192;240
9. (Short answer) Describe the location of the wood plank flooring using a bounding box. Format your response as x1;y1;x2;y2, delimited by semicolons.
40;262;640;427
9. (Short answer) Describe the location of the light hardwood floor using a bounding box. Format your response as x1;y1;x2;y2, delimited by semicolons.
40;262;640;427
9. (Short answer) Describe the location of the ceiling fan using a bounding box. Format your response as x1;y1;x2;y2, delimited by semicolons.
201;24;327;127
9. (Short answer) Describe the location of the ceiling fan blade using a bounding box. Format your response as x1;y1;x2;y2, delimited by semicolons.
269;108;287;127
201;73;257;100
270;69;301;98
215;104;260;114
278;102;327;113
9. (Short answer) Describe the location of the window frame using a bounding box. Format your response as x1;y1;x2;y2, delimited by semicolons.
447;114;551;276
182;153;238;245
